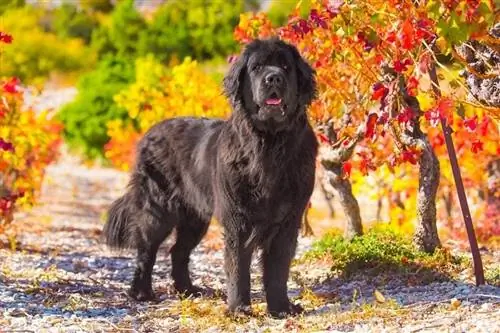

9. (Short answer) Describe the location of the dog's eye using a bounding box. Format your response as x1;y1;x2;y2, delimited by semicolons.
251;64;262;72
282;64;289;71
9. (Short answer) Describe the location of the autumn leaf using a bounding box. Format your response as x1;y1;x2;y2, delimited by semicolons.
406;76;419;96
342;161;352;178
2;77;20;94
450;298;461;310
317;133;331;144
401;149;420;165
463;115;478;132
365;113;378;140
425;97;454;127
371;83;388;101
393;58;413;73
374;289;386;303
399;19;415;50
471;139;483;153
0;32;13;44
397;107;414;125
0;139;14;152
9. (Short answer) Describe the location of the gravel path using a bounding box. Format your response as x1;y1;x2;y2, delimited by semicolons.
0;152;499;332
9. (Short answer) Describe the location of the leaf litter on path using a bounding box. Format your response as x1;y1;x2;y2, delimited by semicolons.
0;152;498;332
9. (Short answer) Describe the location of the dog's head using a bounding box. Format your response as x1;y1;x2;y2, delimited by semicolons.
224;38;316;132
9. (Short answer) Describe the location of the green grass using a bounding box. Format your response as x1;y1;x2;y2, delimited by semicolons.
485;265;500;286
303;226;466;278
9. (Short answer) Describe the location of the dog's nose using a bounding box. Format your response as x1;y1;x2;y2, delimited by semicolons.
265;73;284;86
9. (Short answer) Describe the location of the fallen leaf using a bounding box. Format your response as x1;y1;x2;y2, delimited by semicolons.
374;289;386;303
450;298;461;309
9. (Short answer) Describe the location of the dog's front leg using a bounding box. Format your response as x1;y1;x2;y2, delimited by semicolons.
223;227;252;315
262;217;303;317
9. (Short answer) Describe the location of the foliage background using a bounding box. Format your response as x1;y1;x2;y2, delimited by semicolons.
0;0;498;249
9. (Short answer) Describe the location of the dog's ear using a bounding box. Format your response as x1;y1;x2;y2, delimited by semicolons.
289;45;317;108
223;53;247;108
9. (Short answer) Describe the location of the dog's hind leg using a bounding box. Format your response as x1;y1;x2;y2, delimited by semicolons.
129;211;174;301
170;208;210;297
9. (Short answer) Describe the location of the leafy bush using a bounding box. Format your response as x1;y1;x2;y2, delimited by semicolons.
105;55;231;171
91;0;146;60
79;0;114;13
0;72;63;230
57;55;135;160
0;0;24;15
266;0;311;26
304;226;463;277
52;2;98;44
139;0;243;62
0;6;94;84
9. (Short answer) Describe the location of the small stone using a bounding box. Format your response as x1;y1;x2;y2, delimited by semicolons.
480;303;492;311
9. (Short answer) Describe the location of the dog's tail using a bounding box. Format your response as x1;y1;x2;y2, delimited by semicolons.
103;192;138;249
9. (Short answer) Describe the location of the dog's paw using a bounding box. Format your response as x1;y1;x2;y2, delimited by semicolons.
227;304;253;317
128;287;156;302
176;285;205;298
268;302;303;318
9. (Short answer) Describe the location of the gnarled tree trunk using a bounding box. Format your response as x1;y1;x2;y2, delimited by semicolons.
317;121;364;240
413;136;441;252
382;65;442;253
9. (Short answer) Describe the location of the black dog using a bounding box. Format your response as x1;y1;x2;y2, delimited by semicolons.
103;38;318;317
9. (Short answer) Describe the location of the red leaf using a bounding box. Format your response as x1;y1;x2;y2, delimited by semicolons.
357;151;376;175
436;98;454;125
406;76;419;96
397;107;414;125
342;161;352;178
399;19;415;50
478;116;490;136
371;83;388;101
463;115;478;132
430;133;445;148
0;32;13;44
317;133;330;144
401;149;419;165
416;18;435;43
365;113;378;140
2;77;20;94
386;31;397;43
471;139;483;153
425;98;454;127
394;58;413;72
424;109;441;127
0;139;14;152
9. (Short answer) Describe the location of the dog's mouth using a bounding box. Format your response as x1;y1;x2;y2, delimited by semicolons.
262;92;286;113
265;92;282;106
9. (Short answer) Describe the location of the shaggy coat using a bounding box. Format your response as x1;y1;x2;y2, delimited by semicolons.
103;38;318;317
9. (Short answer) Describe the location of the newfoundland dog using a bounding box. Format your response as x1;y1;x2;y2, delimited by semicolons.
103;38;318;317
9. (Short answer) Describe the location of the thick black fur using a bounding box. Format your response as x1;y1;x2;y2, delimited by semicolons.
103;38;318;317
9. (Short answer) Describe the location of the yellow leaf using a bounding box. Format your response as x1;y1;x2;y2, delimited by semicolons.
450;298;461;309
374;289;386;303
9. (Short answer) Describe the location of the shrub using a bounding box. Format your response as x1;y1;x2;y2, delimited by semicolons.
57;55;135;160
0;6;94;84
91;0;146;60
138;0;243;62
0;73;63;231
266;0;311;26
0;0;24;15
52;2;99;44
79;0;114;14
105;55;231;171
304;226;464;277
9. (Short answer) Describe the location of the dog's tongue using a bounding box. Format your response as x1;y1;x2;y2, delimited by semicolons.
265;98;282;105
